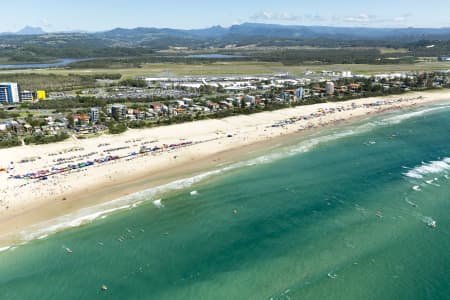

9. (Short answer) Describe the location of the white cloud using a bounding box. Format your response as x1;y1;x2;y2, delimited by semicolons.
343;13;376;23
251;11;302;22
39;18;53;28
340;13;412;26
392;14;412;23
250;11;413;27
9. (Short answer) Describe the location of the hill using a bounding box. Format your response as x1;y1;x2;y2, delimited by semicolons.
1;23;450;66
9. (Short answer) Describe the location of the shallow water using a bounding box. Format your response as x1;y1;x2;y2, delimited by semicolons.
0;103;449;300
0;58;88;69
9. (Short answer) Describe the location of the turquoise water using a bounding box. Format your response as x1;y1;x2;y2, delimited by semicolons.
1;103;450;300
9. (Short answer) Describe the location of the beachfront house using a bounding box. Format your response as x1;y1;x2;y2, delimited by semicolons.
206;101;220;111
244;95;256;106
72;114;90;125
111;104;127;121
90;108;100;123
149;102;169;115
219;101;233;109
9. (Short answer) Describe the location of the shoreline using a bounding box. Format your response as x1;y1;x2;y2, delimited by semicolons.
1;90;450;247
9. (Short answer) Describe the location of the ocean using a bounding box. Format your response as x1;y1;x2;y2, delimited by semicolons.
1;102;449;300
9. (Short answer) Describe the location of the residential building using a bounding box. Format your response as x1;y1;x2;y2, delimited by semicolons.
72;114;90;124
341;71;352;78
111;104;127;121
244;95;256;105
205;101;218;110
326;82;335;96
295;87;304;100
277;92;293;103
36;90;46;100
0;83;20;104
20;90;34;102
90;107;100;123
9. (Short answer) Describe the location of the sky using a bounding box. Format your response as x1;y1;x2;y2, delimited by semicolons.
1;0;449;32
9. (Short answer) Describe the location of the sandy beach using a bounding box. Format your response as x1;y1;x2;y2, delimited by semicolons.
1;90;450;246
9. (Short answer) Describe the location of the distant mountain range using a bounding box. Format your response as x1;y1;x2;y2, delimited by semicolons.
0;26;46;36
1;23;450;60
97;23;450;41
71;23;449;50
2;23;450;40
101;23;450;39
17;26;46;35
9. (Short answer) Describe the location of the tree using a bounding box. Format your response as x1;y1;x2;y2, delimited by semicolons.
119;79;147;88
66;114;75;128
107;122;128;134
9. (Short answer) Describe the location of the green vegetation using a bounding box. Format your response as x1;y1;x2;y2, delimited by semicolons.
23;132;69;145
107;122;128;134
68;58;145;69
0;135;22;148
3;61;449;80
2;24;450;69
251;48;416;65
21;97;150;111
1;36;450;70
25;114;48;127
119;78;147;87
0;71;447;149
0;110;20;119
0;73;122;91
0;25;449;150
23;132;70;145
0;43;155;63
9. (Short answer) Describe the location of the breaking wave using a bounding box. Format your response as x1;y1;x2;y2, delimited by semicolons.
6;127;364;247
5;104;450;249
404;158;450;179
382;105;450;125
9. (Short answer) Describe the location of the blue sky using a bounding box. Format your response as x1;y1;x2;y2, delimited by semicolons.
1;0;448;32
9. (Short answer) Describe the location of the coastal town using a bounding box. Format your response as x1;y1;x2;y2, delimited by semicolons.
1;88;449;216
2;2;450;298
1;70;450;149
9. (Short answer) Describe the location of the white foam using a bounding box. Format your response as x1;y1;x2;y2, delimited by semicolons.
422;216;436;226
68;205;132;228
404;158;450;179
0;127;370;247
412;185;422;191
382;106;450;125
17;165;245;244
19;204;132;242
10;110;446;247
406;172;424;179
425;179;441;187
153;199;164;208
243;129;358;167
190;191;198;196
132;200;144;208
0;246;11;252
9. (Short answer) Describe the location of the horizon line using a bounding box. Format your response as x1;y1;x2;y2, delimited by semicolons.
3;22;450;35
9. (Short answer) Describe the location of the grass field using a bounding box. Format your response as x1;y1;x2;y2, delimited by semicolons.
159;46;410;54
0;61;449;79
